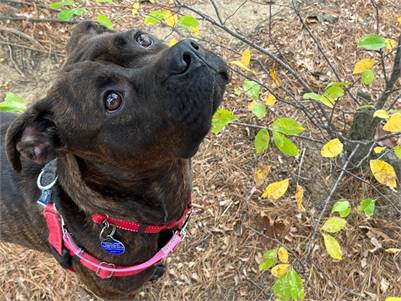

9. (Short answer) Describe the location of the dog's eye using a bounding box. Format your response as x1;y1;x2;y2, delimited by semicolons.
136;33;152;48
104;91;123;112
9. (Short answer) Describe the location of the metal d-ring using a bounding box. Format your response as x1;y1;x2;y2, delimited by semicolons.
36;169;58;191
99;221;116;240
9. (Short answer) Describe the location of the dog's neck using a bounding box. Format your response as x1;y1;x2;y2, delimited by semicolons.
56;153;192;224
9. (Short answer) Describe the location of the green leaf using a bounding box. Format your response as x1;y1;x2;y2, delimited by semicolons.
394;145;401;159
272;131;300;157
361;69;375;85
331;199;351;218
358;198;375;218
144;9;167;25
211;108;237;134
96;0;113;3
303;92;321;101
322;233;342;260
272;270;305;301
259;248;277;271
251;102;266;119
96;15;113;30
177;15;199;29
321;216;347;233
0;92;26;113
255;128;270;154
324;85;344;99
358;34;386;50
49;0;75;9
272;117;304;136
243;80;260;100
57;7;86;21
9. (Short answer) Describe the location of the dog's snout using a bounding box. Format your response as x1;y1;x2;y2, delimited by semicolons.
169;39;201;75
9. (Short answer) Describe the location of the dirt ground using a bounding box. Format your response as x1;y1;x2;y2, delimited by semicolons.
0;0;400;300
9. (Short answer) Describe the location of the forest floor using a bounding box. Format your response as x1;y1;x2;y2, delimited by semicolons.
0;0;400;300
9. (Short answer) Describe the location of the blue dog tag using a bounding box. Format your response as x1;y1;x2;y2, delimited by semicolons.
37;190;52;206
100;236;125;255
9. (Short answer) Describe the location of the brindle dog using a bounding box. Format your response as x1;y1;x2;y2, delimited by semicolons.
0;21;228;299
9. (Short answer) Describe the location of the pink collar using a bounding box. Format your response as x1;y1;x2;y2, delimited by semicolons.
43;202;190;279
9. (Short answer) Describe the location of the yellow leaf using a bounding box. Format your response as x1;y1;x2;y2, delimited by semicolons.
241;48;251;66
322;233;342;260
353;58;376;74
278;247;289;263
248;101;256;111
270;68;281;87
261;179;289;200
383;113;401;132
295;184;305;212
321;138;343;158
385;248;401;254
385;298;401;301
385;38;397;51
398;16;401;25
373;146;386;154
373;109;390;119
191;27;199;37
255;165;271;185
168;38;178;47
271;264;290;277
164;11;177;27
264;94;277;106
230;61;253;72
370;159;398;189
132;2;140;16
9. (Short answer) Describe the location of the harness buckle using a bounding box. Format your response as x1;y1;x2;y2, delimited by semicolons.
96;262;115;279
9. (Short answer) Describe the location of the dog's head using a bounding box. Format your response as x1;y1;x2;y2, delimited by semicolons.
6;21;229;171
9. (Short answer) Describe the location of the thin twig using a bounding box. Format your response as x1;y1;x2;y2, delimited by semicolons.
209;0;224;25
304;145;360;259
0;15;80;24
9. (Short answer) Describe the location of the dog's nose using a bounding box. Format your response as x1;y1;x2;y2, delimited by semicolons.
171;39;201;75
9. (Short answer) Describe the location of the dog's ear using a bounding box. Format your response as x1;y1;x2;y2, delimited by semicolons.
5;97;62;172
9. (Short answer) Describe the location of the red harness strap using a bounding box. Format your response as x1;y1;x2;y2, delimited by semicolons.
91;196;192;233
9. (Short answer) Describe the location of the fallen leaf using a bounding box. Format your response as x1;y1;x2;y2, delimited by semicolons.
270;68;281;87
261;179;290;200
385;298;401;301
255;165;271;185
264;94;277;106
353;58;376;74
271;264;290;277
131;2;140;16
370;160;398;189
385;248;401;254
241;48;251;66
278;247;289;263
321;138;343;158
295;185;305;212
